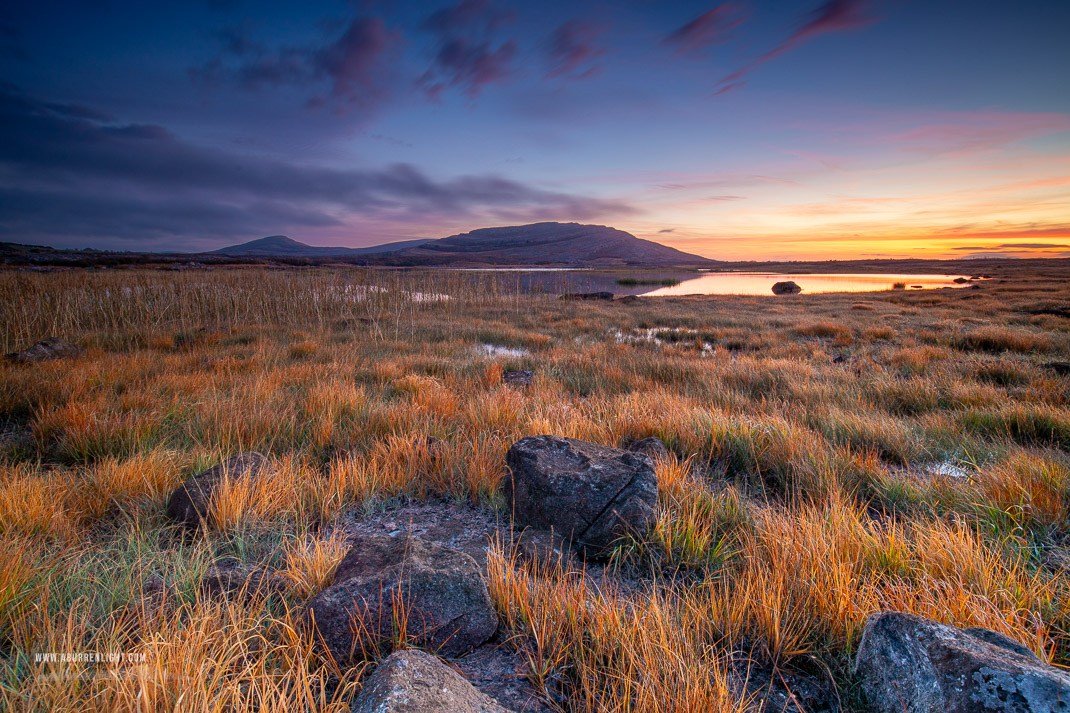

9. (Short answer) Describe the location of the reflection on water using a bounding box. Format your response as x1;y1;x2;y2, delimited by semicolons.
642;273;972;296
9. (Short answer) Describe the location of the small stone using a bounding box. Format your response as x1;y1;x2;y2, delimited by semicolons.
165;452;270;528
501;370;533;387
350;650;511;713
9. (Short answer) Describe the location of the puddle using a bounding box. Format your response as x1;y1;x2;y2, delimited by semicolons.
474;344;529;358
612;327;715;356
925;461;971;479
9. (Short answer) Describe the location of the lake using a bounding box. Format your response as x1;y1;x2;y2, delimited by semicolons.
449;269;977;296
642;272;974;296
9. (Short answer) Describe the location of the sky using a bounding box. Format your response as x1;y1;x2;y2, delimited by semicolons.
1;0;1068;260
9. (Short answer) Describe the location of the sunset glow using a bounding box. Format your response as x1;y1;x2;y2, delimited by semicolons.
2;1;1068;259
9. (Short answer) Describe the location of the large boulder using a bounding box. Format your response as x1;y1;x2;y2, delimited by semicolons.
6;337;83;363
504;435;658;558
855;611;1070;713
771;281;802;295
306;535;497;662
165;452;269;527
351;650;511;713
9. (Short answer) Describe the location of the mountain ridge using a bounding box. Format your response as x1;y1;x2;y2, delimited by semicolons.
208;223;715;267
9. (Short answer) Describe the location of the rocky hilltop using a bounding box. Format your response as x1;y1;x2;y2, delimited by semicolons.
209;222;716;267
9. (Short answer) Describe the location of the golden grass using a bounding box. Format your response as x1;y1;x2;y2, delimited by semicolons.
1;265;1068;709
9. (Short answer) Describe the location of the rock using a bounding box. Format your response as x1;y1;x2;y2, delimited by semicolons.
627;436;670;462
771;281;802;295
501;370;533;387
5;337;83;363
1043;361;1070;376
953;277;969;284
200;563;288;601
504;435;658;558
617;295;640;303
560;291;614;301
306;535;497;662
510;528;575;572
165;452;270;527
351;649;511;713
854;611;1070;713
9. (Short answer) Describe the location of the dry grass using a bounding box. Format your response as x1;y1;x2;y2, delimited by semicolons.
1;264;1068;710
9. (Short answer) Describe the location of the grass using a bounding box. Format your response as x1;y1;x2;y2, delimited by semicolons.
0;264;1069;710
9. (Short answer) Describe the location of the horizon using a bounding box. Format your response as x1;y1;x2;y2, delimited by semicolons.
2;1;1069;261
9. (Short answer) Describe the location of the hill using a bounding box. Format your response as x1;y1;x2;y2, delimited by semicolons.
209;223;716;267
378;222;714;267
208;235;431;257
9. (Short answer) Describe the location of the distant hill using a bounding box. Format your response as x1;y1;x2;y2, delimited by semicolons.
208;235;431;257
209;223;715;267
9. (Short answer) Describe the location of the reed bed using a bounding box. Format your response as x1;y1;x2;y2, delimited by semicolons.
1;265;1068;711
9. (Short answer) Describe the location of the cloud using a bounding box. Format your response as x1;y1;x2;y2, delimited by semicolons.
418;0;516;98
718;0;876;89
0;86;633;248
951;243;1070;250
545;20;605;80
658;228;675;233
663;4;744;55
190;15;399;112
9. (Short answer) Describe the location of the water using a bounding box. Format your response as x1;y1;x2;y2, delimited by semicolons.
642;272;973;296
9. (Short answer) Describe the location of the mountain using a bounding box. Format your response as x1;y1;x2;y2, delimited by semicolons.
209;223;715;267
208;235;431;257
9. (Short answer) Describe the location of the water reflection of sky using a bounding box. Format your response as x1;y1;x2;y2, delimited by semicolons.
643;273;973;296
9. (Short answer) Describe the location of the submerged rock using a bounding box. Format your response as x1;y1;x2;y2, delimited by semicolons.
771;281;802;295
350;649;511;713
165;452;270;527
505;435;658;558
855;611;1070;713
305;534;497;662
501;370;533;387
6;337;84;363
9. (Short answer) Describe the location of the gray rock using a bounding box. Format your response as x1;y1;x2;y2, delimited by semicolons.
501;370;533;387
306;535;497;663
351;649;511;713
504;435;658;558
1043;361;1070;376
510;527;575;572
627;436;670;462
200;563;288;602
771;281;802;295
165;452;270;527
855;611;1070;713
6;337;84;363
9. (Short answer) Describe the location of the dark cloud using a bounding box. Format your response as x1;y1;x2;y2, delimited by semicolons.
663;4;744;55
718;0;875;89
658;228;675;233
191;16;399;112
0;86;633;248
418;0;516;98
545;20;605;80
